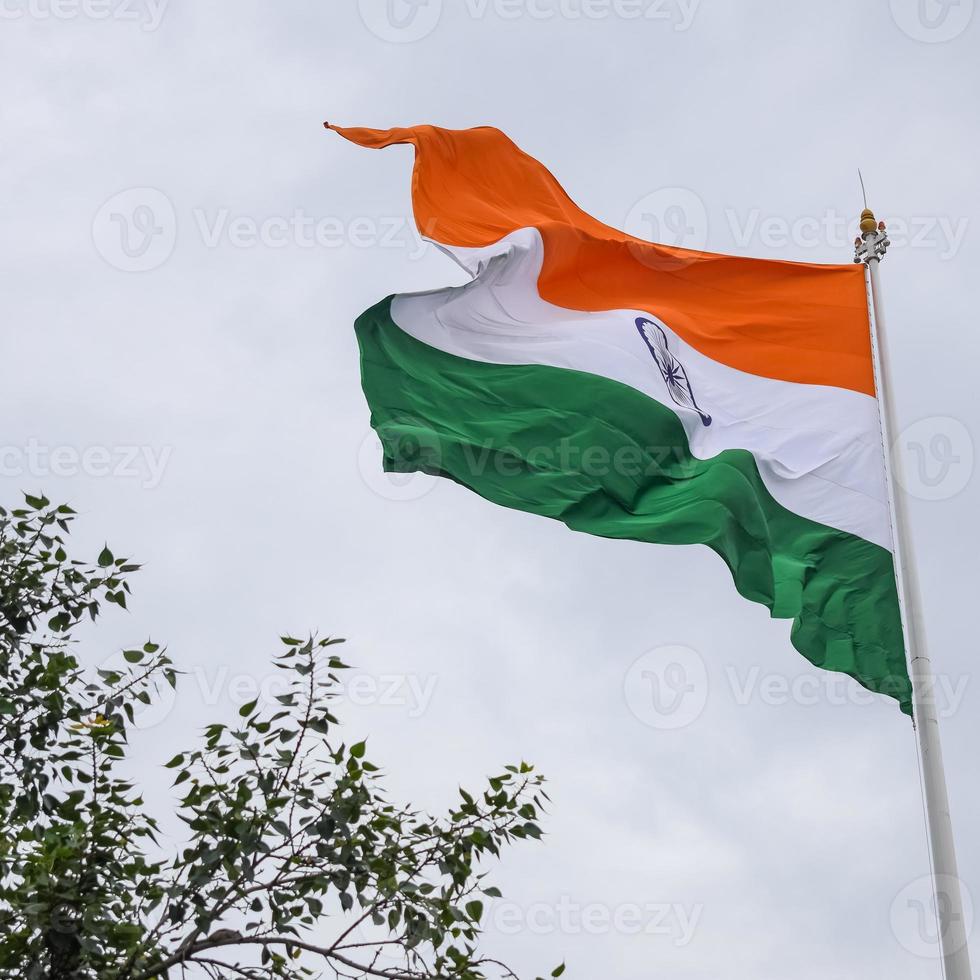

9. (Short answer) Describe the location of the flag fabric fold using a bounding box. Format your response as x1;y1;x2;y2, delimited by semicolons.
330;121;911;715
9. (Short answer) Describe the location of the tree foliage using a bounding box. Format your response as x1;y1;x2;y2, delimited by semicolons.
0;496;560;980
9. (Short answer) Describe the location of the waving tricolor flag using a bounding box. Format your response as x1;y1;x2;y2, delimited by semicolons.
329;122;910;715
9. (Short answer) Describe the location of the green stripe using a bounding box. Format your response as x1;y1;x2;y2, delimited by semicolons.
356;297;911;715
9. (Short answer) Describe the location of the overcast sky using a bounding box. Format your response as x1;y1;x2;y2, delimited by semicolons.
2;2;978;977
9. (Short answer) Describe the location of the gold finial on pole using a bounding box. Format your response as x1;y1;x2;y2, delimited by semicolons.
859;207;878;234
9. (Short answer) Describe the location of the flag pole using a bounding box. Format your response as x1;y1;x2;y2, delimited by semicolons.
855;209;972;979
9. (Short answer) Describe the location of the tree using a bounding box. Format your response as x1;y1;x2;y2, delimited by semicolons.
0;495;562;980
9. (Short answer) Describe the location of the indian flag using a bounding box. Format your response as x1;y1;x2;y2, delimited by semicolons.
328;122;911;715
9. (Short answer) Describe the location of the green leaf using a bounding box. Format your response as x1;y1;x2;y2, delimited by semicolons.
0;497;550;980
47;612;70;632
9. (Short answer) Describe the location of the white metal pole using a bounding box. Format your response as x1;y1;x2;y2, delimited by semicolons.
856;209;972;979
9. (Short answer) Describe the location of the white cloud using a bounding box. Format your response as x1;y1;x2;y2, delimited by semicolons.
2;3;977;977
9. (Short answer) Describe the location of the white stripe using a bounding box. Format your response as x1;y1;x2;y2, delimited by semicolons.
390;228;892;551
